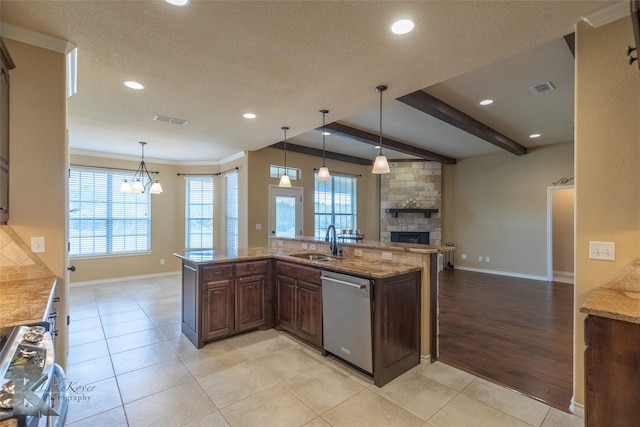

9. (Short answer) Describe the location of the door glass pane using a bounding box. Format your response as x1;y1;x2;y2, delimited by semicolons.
275;195;296;238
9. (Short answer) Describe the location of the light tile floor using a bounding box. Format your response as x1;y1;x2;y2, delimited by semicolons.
64;274;584;427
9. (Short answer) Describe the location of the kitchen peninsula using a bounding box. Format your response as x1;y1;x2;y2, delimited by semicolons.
174;238;453;386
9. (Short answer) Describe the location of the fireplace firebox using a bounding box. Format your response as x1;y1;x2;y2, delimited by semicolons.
390;231;430;245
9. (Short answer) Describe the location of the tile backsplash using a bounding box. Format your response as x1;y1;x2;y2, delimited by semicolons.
0;226;53;281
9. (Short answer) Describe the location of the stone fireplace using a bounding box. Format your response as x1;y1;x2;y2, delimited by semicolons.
380;162;441;245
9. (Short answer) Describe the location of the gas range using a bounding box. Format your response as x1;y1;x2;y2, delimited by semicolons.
0;324;68;427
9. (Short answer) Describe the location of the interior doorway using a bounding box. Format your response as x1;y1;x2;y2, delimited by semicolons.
268;185;303;239
547;186;575;283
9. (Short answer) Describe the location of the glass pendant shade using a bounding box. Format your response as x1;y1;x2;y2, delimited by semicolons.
150;181;164;194
372;85;391;175
120;180;132;192
372;155;391;174
318;109;331;182
279;174;291;187
279;126;291;188
317;166;331;181
131;180;145;193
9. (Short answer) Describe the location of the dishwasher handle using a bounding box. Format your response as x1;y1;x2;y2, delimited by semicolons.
322;276;367;290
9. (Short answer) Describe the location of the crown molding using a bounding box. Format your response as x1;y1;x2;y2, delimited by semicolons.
582;1;629;28
0;22;76;54
70;148;245;166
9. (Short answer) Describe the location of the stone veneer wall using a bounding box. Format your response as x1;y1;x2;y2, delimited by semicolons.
380;162;442;245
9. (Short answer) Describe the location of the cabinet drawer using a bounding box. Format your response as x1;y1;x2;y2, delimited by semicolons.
235;260;268;277
277;262;321;285
202;264;233;280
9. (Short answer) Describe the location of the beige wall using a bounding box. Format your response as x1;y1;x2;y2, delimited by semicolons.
247;147;379;248
573;18;640;405
442;142;574;277
552;188;574;275
6;39;68;366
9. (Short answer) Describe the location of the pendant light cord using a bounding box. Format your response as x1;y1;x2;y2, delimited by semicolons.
376;85;387;155
282;126;289;170
320;110;328;167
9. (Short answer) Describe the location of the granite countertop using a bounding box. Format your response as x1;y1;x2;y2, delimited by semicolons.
580;258;640;324
174;248;422;279
0;276;57;328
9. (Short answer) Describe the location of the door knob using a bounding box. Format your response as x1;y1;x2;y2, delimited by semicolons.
67;265;76;272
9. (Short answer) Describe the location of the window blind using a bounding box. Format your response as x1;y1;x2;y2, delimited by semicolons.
185;177;214;250
225;171;239;251
69;168;150;257
314;173;357;239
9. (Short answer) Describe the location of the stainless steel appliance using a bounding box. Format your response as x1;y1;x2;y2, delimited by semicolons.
0;324;68;427
321;270;373;374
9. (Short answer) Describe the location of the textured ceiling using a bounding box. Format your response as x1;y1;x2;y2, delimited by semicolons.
0;1;616;163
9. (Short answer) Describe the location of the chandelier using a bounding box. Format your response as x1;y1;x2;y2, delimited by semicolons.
120;141;163;194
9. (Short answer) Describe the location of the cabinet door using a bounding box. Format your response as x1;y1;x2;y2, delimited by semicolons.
236;274;266;332
276;275;296;333
296;279;322;348
203;279;234;341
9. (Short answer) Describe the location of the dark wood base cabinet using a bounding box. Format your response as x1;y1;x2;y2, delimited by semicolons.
276;262;323;349
585;315;640;427
181;260;270;348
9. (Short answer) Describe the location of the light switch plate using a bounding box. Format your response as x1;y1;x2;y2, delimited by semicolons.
382;252;393;261
31;237;45;253
589;241;615;261
354;248;363;257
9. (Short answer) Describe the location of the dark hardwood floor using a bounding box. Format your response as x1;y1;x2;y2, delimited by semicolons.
437;269;573;412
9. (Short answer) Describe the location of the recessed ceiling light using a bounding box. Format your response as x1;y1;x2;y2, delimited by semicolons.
529;133;541;139
374;145;381;149
479;99;494;106
124;81;144;90
391;19;415;35
322;131;331;136
243;113;257;119
165;0;189;6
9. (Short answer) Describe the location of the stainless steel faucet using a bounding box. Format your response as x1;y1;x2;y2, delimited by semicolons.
325;224;338;256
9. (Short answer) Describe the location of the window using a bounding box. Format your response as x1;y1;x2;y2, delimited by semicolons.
314;173;357;239
185;177;214;250
225;171;239;251
269;164;301;182
69;168;150;257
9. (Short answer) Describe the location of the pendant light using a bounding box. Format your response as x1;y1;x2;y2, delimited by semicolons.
317;109;331;182
120;141;163;194
279;126;292;187
372;85;391;174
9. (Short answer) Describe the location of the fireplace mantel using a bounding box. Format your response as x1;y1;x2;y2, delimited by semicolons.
385;208;439;218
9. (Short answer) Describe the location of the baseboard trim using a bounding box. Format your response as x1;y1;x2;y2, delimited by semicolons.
420;355;432;364
553;270;575;284
570;398;585;418
454;266;548;282
70;271;180;287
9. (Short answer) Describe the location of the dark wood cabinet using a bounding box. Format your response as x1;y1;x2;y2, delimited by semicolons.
180;259;271;348
585;315;640;426
276;261;323;349
0;38;15;225
203;278;234;340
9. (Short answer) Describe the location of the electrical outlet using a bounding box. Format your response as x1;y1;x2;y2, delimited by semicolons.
589;241;615;261
277;240;283;247
160;259;165;265
310;244;316;250
478;256;483;262
461;253;467;260
485;257;490;263
301;243;308;250
256;223;262;230
354;248;363;257
31;237;45;253
382;252;393;261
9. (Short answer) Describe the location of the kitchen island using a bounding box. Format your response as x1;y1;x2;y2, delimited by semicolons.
580;258;640;426
174;244;426;386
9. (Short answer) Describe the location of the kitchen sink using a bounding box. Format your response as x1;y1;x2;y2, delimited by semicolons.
290;253;337;262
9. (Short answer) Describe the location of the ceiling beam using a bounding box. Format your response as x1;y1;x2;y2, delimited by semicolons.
564;32;575;58
323;122;457;165
269;141;372;166
397;90;528;156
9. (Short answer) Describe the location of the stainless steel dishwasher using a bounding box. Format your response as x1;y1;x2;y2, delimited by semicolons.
321;270;373;374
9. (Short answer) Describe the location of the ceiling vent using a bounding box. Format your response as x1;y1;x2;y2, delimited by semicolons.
153;115;188;126
529;81;555;95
